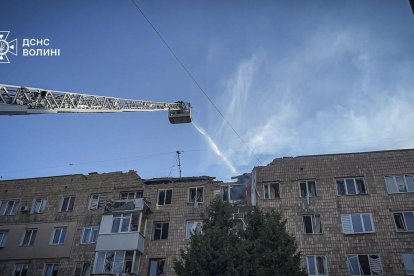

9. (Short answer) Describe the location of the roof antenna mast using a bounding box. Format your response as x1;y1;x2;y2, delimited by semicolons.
176;151;182;178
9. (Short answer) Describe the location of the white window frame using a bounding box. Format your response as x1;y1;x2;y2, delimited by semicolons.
0;199;21;216
341;213;375;234
336;177;367;196
347;254;383;276
393;211;414;232
13;263;29;276
111;214;132;233
120;190;143;199
0;230;8;247
43;263;61;276
31;198;47;214
88;194;100;210
188;187;204;203
81;226;99;244
402;253;414;276
306;255;329;276
186;221;203;239
299;181;317;197
385;175;414;194
263;183;280;199
50;227;67;245
157;189;172;206
59;196;75;212
21;228;37;246
93;251;127;274
303;214;323;234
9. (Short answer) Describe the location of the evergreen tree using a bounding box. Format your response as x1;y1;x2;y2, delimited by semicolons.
174;198;306;276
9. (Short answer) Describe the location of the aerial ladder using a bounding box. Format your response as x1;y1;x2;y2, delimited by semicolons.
0;84;192;124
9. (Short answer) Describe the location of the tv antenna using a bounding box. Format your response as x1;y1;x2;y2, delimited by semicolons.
176;151;182;178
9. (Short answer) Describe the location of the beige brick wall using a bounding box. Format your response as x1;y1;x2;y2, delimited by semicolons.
255;149;414;275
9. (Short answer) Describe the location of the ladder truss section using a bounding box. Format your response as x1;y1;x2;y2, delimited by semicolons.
0;84;183;115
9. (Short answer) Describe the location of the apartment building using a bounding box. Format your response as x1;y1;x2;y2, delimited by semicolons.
250;149;414;275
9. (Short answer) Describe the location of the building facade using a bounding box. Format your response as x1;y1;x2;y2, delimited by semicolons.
0;149;413;275
251;149;414;275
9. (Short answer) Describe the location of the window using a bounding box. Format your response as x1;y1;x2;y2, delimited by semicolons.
31;198;47;214
111;214;132;233
88;194;100;210
306;256;328;276
300;181;317;197
43;264;60;276
60;196;75;212
263;183;280;199
148;258;165;276
74;262;91;276
403;253;414;275
347;254;382;275
303;215;323;234
186;221;202;239
13;264;29;276
393;212;414;232
94;251;133;274
188;187;204;203
120;191;143;199
21;229;37;246
51;227;67;245
385;175;414;194
0;199;20;216
81;226;99;244
341;214;375;234
336;178;366;195
153;222;169;240
0;230;8;247
157;189;172;205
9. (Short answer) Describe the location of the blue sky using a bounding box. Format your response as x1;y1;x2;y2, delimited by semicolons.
1;0;414;181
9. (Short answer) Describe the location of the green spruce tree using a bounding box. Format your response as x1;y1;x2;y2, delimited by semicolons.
174;198;306;276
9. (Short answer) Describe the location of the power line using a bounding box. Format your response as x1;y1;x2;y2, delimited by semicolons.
129;0;262;166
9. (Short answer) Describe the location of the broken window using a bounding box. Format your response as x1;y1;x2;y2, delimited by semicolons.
31;198;47;214
186;221;203;239
306;255;328;276
148;258;165;276
303;215;322;234
385;175;414;194
393;212;414;231
95;251;132;274
0;199;20;216
157;189;172;205
60;196;75;212
341;213;375;234
88;194;100;210
300;181;317;197
336;178;367;195
120;191;143;199
264;183;279;199
347;254;382;275
154;222;169;240
188;187;204;203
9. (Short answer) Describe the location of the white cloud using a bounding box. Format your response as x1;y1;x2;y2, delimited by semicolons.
207;27;414;173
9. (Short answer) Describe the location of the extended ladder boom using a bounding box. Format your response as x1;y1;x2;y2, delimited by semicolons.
0;84;192;124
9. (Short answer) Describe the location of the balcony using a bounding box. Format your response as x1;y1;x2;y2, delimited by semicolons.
104;198;150;213
95;231;145;253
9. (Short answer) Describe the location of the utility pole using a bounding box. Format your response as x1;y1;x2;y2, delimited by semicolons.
176;151;182;178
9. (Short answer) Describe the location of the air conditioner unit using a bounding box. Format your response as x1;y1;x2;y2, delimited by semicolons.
20;206;30;212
